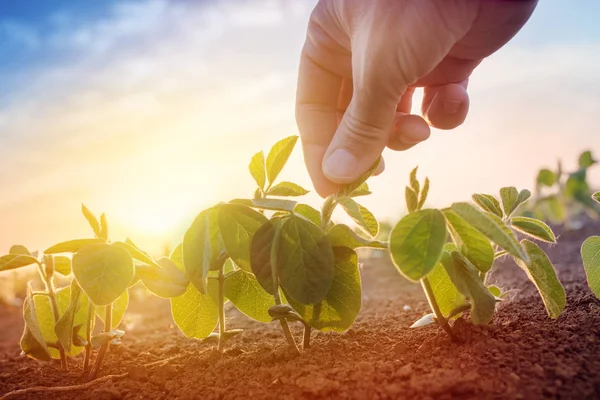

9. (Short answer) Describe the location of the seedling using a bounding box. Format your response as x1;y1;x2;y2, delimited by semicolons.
581;192;600;299
389;168;566;340
177;136;384;353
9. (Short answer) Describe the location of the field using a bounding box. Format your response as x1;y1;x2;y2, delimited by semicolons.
1;219;599;400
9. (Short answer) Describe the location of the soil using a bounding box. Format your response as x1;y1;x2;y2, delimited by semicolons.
1;220;600;400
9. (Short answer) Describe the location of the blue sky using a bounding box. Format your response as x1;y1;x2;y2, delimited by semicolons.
1;0;599;254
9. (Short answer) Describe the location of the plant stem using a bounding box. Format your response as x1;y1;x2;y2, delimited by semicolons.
421;278;459;342
321;196;337;230
83;301;95;372
302;323;311;349
88;303;112;381
38;261;68;371
217;267;226;353
270;223;300;353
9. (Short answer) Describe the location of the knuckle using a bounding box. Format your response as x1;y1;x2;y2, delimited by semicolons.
342;111;386;148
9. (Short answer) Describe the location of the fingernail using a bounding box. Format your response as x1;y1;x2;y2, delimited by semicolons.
442;99;462;114
323;149;358;181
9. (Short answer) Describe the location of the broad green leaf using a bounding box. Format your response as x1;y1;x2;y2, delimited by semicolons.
9;245;30;255
230;198;297;212
99;213;108;240
249;151;266;190
579;150;596;169
21;286;52;361
405;186;418;213
81;204;102;237
442;252;496;325
55;280;82;352
287;247;361;332
277;215;335;304
113;240;160;269
537;169;556;187
250;219;281;295
472;194;503;218
511;217;556;243
267;182;309;197
294;203;322;227
409;167;420;194
72;243;134;306
581;236;600;299
451;203;528;263
326;224;386;250
514;240;565;319
410;313;435;328
593;192;600;204
218;204;268;272
418;177;430;210
266;136;298;185
339;197;379;237
183;206;226;294
443;209;494;273
137;257;189;298
0;254;39;272
96;290;129;329
389;209;447;282
171;280;219;339
45;238;105;254
427;262;466;318
500;187;519;216
53;256;72;275
225;269;276;323
337;156;382;198
349;182;371;197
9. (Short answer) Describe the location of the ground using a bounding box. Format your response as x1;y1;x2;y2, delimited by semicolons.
1;220;600;400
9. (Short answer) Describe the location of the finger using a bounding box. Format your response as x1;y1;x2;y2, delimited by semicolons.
422;81;470;130
387;114;431;151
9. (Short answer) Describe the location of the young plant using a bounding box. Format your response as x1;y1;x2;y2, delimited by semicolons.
581;192;600;298
175;136;383;353
388;168;566;340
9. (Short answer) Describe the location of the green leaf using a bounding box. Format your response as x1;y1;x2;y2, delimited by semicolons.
409;167;420;194
581;236;600;299
113;240;160;269
511;217;556;243
230;198;297;212
405;186;418;213
137;257;189;298
171;280;219;339
53;256;72;275
537;169;556;187
513;189;532;213
388;209;447;282
451;203;529;263
500;187;519;216
20;285;52;361
225;269;277;323
44;238;105;254
183;206;226;294
81;204;102;238
267;182;309;197
287;247;361;332
338;197;379;237
99;213;108;241
472;194;503;218
9;245;30;255
266;136;298;185
72;243;134;306
513;240;565;319
218;204;268;272
427;262;466;318
579;150;596;169
0;254;39;272
487;285;502;298
277;215;335;304
249;151;266;190
593;192;600;204
442;252;496;325
541;195;566;223
169;243;184;271
250;218;282;295
337;157;382;198
443;209;494;273
55;280;82;352
349;182;371;197
96;290;129;329
418;177;430;210
326;224;386;250
294;204;322;227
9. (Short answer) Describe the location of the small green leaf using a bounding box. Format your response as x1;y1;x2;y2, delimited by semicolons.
579;150;596;169
326;224;386;250
389;209;447;282
337;157;381;198
581;236;600;299
294;204;322;227
96;290;129;329
513;240;565;319
451;203;529;263
541;195;566;223
171;280;219;339
278;215;335;304
338;197;379;237
81;204;102;238
44;238;105;254
72;243;134;306
267;182;309;197
249;151;266;190
537;169;556;187
410;313;436;328
250;218;282;295
266;136;298;185
230;198;297;212
592;192;600;204
427;262;466;318
137;258;189;298
418;177;430;210
53;256;72;275
500;187;519;217
487;285;502;298
287;247;361;332
9;245;30;255
99;213;108;240
20;285;52;361
472;194;503;218
0;254;39;272
113;241;160;269
55;280;82;352
409;167;420;194
349;182;371;197
513;189;532;213
405;186;419;213
511;217;556;243
225;269;277;323
443;209;494;273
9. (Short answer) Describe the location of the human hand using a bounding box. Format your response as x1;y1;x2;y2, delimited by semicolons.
296;0;537;197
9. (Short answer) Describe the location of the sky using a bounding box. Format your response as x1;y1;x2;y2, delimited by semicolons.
1;0;599;255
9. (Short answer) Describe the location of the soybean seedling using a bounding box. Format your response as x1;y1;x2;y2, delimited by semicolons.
581;192;600;299
389;168;566;340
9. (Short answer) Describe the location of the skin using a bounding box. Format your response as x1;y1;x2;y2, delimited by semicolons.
295;0;538;197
